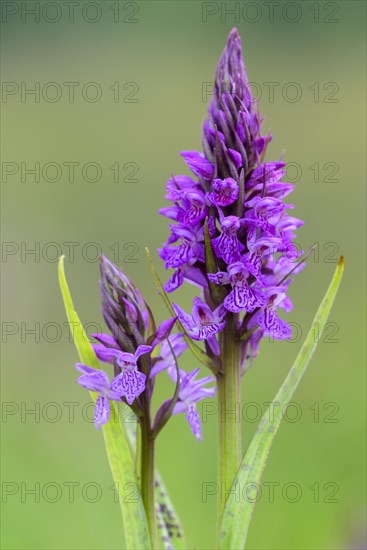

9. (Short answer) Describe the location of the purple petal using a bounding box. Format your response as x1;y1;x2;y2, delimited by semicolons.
122;298;139;323
91;333;119;348
162;241;193;269
77;370;110;393
172;401;187;415
208;178;239;207
158;206;182;222
186;405;202;441
243;252;262;277
181;151;214;181
261;309;292;340
135;345;152;360
212;233;244;264
164;269;184;293
75;363;97;375
183;266;209;289
228;148;243;169
93;344;121;364
224;285;265;313
150;334;188;378
208;271;230;285
94;395;110;430
115;351;136;369
111;370;146;405
172;302;199;338
150;359;168;378
192;296;215;322
213;303;227;323
151;317;177;349
198;320;226;340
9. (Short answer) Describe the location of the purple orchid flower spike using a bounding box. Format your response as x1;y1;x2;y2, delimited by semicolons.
76;364;122;430
158;28;305;368
168;367;216;441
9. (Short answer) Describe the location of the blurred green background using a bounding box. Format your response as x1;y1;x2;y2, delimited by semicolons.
1;1;366;548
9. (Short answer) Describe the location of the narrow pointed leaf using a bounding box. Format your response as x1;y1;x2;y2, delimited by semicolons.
58;256;151;550
145;248;215;370
219;257;344;549
155;471;187;550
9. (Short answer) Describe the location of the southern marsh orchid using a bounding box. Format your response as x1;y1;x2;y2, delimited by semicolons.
59;28;343;550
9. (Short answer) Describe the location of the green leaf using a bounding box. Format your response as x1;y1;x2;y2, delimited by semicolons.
155;471;187;550
58;256;151;550
145;248;215;371
219;257;344;550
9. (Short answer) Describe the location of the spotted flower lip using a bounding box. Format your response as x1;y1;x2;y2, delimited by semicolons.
92;344;152;405
209;262;266;313
76;363;122;430
168;367;216;441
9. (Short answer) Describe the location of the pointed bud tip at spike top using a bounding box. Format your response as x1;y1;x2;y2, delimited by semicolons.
218;27;247;78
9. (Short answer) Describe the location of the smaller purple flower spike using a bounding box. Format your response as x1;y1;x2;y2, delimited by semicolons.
93;344;151;405
76;364;122;430
172;297;226;341
169;367;216;441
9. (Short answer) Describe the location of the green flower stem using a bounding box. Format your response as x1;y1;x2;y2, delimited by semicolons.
217;312;242;530
140;416;156;549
